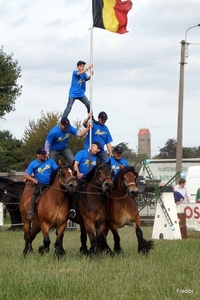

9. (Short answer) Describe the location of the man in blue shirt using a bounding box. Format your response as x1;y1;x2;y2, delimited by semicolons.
62;60;94;118
69;142;101;218
105;145;129;178
45;116;91;164
25;147;58;220
83;111;113;163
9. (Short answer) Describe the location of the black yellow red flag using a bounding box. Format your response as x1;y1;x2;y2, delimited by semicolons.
92;0;132;34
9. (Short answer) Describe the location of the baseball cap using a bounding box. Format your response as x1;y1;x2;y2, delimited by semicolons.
77;60;86;66
92;142;101;149
36;147;46;155
98;111;108;120
114;146;123;154
60;117;70;126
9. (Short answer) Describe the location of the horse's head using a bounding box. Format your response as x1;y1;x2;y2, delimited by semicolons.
115;166;139;198
58;164;78;193
95;164;114;194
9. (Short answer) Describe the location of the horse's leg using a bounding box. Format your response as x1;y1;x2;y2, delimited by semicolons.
54;223;67;259
79;222;89;255
84;221;98;255
22;219;34;256
38;223;51;254
135;217;154;255
97;223;113;255
109;222;123;254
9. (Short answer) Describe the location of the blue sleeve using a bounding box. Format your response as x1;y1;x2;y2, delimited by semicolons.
69;126;78;136
74;150;83;163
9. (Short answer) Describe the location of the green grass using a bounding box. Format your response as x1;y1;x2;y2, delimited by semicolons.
0;217;200;300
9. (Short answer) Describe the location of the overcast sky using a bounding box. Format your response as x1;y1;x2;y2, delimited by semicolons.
1;0;200;157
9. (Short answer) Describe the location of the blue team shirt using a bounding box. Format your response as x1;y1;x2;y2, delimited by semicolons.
46;125;78;151
69;70;88;98
74;149;98;177
26;158;58;184
84;122;113;152
105;156;129;177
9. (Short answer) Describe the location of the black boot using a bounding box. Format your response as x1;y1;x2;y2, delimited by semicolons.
69;193;77;218
27;195;37;220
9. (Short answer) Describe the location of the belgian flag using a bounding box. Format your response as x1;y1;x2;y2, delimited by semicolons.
92;0;132;34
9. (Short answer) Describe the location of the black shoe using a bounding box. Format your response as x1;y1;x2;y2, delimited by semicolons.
69;209;76;218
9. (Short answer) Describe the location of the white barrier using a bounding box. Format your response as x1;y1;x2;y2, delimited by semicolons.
152;192;182;240
176;203;200;231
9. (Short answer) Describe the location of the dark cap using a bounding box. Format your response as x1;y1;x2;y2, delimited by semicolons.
114;146;123;154
92;142;101;149
36;147;46;155
77;60;86;66
61;117;70;126
98;111;108;120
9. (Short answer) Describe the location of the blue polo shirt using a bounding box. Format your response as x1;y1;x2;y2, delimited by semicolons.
26;158;58;184
84;122;113;152
46;124;78;151
74;149;98;177
69;70;88;98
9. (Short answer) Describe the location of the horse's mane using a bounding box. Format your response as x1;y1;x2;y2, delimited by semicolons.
85;165;97;182
113;166;138;186
85;162;111;183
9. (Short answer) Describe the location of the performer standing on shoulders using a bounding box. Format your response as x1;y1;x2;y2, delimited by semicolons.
62;60;94;118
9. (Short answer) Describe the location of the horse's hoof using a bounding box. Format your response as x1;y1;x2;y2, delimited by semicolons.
80;247;89;256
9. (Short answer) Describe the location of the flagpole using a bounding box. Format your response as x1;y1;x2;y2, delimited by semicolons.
89;1;94;170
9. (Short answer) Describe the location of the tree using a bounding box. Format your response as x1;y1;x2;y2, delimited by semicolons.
0;130;25;171
153;138;200;159
0;47;22;118
154;138;177;159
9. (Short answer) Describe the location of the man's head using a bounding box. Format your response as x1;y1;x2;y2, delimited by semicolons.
36;147;47;161
77;60;86;71
91;142;101;154
113;145;123;159
98;111;108;125
60;116;70;131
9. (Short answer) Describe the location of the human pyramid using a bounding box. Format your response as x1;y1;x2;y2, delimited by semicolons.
25;60;129;220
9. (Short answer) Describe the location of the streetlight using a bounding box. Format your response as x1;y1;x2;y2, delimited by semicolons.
176;24;200;176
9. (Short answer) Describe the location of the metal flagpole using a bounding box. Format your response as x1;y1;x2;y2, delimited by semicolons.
88;1;94;170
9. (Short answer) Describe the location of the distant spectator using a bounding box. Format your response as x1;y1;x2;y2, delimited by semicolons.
174;178;190;203
195;187;200;203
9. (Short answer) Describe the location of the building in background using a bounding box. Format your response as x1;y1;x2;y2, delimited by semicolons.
138;128;151;158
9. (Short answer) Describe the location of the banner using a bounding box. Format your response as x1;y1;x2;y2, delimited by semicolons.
176;203;200;231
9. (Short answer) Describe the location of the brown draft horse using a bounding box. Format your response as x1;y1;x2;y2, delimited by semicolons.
72;163;114;255
105;165;154;255
19;163;77;259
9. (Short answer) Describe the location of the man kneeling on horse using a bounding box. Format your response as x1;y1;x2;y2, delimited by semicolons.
24;147;58;220
69;142;101;218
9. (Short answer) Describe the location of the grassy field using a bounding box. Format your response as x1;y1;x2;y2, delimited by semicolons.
0;215;200;300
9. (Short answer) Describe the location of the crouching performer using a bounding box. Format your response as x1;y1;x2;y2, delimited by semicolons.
25;147;58;220
69;142;101;218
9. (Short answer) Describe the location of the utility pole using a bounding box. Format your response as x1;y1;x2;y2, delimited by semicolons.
176;40;186;176
176;24;200;177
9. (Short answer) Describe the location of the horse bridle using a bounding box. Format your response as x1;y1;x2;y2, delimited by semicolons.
121;170;137;194
95;164;113;186
58;165;77;189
